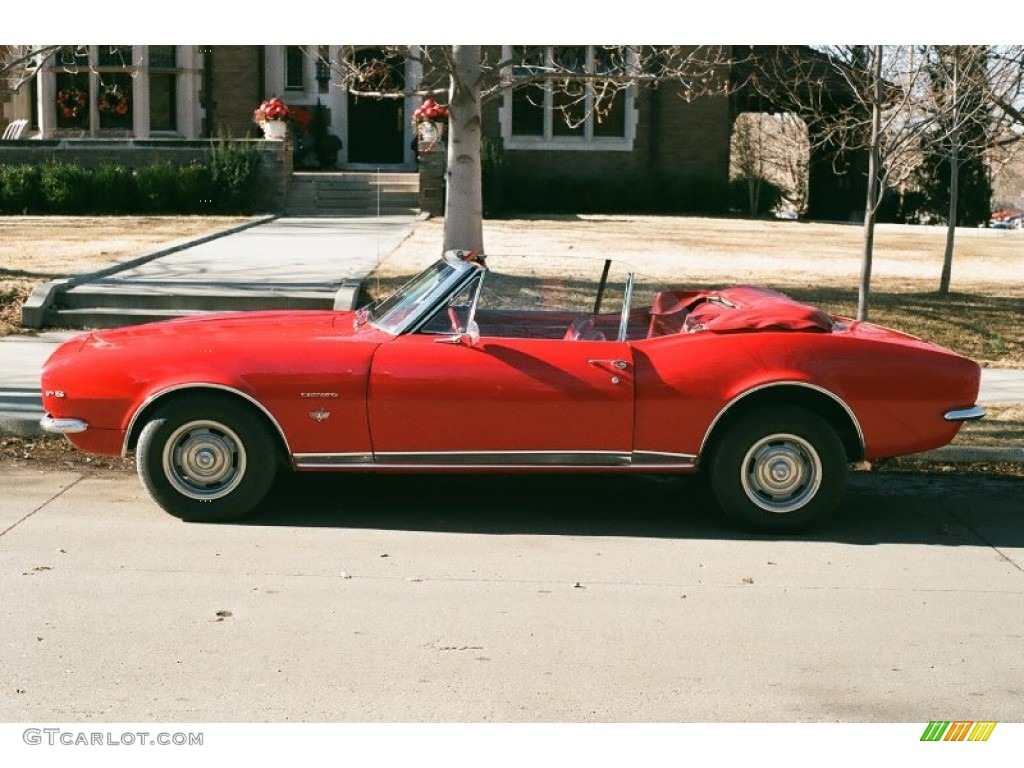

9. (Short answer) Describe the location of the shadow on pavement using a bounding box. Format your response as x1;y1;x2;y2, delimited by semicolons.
241;470;1024;549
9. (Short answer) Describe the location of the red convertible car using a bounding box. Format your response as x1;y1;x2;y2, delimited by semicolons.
40;250;984;531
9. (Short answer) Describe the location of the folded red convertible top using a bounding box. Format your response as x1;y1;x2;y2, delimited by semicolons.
649;286;834;335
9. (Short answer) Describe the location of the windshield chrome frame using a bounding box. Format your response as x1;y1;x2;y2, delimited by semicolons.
617;271;635;342
366;252;482;337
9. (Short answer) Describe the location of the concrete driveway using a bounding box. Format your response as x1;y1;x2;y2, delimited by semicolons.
1;466;1022;723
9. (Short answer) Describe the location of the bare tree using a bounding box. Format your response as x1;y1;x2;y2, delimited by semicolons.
730;112;810;215
916;45;1024;293
1;45;61;98
320;45;738;253
748;46;940;320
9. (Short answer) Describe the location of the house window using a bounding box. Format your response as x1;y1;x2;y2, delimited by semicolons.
149;46;177;132
501;45;637;151
45;46;196;137
286;46;306;91
96;45;134;130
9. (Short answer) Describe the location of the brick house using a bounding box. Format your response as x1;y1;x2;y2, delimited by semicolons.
1;45;863;218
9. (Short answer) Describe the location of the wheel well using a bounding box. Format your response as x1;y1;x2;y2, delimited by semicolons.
124;386;291;465
700;385;864;468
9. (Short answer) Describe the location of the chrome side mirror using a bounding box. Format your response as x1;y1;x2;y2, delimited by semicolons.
434;321;480;347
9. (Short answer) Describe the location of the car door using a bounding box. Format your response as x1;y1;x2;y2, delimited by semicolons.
367;332;635;467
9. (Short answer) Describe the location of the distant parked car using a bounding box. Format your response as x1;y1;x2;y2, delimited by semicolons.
990;209;1022;229
40;250;984;532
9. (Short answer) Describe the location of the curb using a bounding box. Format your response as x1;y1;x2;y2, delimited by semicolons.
21;214;279;328
899;445;1024;464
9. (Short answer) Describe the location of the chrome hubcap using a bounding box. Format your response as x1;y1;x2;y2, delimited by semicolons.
741;433;822;514
163;420;246;501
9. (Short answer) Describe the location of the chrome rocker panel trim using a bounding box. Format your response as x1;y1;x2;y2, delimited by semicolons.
293;450;697;471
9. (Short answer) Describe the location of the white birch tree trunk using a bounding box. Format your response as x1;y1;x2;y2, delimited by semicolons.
442;45;484;253
940;129;960;294
856;46;884;322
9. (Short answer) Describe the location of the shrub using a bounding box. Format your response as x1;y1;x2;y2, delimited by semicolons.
91;164;137;213
39;162;93;213
0;164;42;213
481;135;504;216
133;162;182;212
207;137;263;213
498;170;730;216
174;161;214;214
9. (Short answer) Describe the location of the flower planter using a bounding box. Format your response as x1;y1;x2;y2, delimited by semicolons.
416;120;446;153
261;120;288;140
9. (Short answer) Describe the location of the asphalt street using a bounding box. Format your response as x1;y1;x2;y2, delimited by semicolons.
1;466;1021;723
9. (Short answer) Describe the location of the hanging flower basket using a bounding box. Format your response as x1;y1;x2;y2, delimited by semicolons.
56;87;87;119
98;84;130;116
413;98;449;153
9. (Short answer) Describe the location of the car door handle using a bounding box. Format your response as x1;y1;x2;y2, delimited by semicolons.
587;359;628;370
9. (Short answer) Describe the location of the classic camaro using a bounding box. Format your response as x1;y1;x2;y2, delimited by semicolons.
40;250;984;531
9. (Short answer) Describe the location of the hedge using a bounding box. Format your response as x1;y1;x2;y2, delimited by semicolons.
494;170;731;215
0;141;264;215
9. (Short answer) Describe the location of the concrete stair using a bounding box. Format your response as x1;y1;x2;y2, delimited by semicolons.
285;171;419;216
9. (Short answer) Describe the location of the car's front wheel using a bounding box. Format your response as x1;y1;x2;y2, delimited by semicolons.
136;396;278;522
708;406;847;532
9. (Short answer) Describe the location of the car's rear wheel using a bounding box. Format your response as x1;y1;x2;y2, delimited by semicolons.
136;397;277;522
708;406;847;532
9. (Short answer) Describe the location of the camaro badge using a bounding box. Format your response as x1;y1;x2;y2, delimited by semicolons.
309;408;331;422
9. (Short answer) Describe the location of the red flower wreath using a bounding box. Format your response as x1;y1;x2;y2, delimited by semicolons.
56;87;87;119
98;85;130;116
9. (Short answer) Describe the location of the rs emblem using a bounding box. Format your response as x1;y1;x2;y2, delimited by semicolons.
309;409;331;422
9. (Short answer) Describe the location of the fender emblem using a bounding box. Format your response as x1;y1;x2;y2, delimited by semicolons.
309;409;331;422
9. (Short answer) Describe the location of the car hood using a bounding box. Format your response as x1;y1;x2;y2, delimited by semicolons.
82;309;366;348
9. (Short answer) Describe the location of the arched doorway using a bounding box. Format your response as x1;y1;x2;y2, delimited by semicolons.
346;48;406;165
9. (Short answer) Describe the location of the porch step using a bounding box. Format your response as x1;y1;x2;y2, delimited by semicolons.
285;171;420;217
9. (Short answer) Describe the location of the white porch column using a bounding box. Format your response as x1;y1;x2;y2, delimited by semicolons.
36;68;57;138
132;45;150;138
178;46;201;139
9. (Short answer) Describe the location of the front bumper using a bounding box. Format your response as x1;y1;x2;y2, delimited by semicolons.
944;406;986;422
40;416;89;434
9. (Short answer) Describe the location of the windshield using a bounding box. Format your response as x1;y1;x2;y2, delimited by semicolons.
367;258;467;335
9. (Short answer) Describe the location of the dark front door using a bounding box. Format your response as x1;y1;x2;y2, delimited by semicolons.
347;49;405;164
347;95;404;163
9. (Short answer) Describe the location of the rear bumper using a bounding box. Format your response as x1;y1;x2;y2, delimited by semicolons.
944;406;986;422
40;416;89;434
